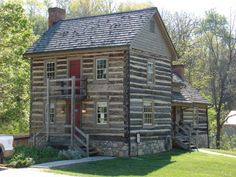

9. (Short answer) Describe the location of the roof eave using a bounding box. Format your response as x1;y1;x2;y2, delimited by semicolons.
24;44;130;58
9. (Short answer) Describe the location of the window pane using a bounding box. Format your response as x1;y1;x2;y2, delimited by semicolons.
147;62;154;83
97;102;108;124
46;62;55;79
96;59;107;79
143;101;153;125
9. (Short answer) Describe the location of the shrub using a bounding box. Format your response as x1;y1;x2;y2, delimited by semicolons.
6;146;63;168
58;149;82;160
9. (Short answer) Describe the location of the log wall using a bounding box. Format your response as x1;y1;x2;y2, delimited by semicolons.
128;14;173;154
30;47;128;143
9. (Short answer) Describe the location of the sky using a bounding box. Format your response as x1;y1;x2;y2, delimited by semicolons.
118;0;236;19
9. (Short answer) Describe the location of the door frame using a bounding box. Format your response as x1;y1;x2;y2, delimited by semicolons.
68;58;82;128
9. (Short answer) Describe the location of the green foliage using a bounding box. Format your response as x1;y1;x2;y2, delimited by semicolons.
0;2;35;134
6;146;63;167
220;132;236;150
58;149;82;160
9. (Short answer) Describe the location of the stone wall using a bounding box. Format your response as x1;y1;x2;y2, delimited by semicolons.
194;134;208;148
130;137;172;156
90;140;129;157
90;136;172;157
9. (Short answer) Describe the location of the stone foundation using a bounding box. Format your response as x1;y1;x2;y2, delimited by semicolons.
90;140;129;157
130;137;172;156
90;136;172;157
194;134;208;148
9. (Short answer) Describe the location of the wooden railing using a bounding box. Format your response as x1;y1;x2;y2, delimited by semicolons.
175;122;197;150
73;126;90;157
48;76;87;98
33;127;47;147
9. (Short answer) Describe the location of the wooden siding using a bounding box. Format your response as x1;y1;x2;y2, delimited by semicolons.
131;16;172;58
183;106;208;133
30;47;128;140
31;57;67;134
128;15;173;143
128;47;172;141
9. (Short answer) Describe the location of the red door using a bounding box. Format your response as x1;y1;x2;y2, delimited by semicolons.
69;60;80;128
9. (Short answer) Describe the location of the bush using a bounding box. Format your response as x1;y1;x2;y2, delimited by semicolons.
58;149;82;160
6;146;63;168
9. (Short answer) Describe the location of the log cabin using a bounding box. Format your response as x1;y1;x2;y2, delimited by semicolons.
24;7;209;157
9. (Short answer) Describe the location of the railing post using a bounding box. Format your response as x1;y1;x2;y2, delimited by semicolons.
188;125;192;150
46;78;50;142
196;130;199;148
86;134;89;157
71;76;76;147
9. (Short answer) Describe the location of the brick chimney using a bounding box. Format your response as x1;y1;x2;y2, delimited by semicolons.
48;7;66;28
173;64;185;79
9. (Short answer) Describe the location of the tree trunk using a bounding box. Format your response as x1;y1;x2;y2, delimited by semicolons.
216;112;221;149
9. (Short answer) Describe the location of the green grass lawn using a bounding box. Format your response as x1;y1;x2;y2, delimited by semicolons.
49;149;236;177
201;148;236;156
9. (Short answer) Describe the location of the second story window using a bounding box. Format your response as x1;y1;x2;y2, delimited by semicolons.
97;102;108;124
147;62;154;83
46;61;55;79
96;59;107;80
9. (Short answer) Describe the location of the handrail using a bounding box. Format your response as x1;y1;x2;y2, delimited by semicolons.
74;126;90;157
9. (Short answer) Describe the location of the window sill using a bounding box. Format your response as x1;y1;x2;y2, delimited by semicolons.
143;124;155;129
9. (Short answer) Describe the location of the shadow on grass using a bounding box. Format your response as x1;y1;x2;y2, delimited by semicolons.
54;149;188;176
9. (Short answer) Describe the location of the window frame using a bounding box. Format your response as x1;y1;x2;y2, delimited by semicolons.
96;58;107;80
143;101;154;126
45;60;56;80
44;102;56;124
147;62;155;84
96;102;108;124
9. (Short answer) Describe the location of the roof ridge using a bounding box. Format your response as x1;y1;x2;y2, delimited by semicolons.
63;7;157;22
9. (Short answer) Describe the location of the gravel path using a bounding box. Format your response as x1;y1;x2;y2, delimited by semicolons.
198;149;236;158
0;156;115;177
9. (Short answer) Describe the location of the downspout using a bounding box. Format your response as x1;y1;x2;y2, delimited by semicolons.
127;45;131;157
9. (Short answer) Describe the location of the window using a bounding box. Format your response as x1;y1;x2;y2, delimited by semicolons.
46;61;55;79
147;62;154;83
96;59;107;80
143;101;153;125
44;102;55;123
97;102;108;124
150;19;155;33
49;103;55;123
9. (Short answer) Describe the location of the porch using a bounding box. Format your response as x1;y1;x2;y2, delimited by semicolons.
171;104;208;150
33;76;93;156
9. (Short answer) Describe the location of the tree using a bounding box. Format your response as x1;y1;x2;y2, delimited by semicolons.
200;10;236;148
67;0;115;18
117;1;152;12
0;2;35;133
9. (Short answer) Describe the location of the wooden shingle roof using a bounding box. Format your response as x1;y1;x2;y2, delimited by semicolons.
172;73;210;105
26;7;157;54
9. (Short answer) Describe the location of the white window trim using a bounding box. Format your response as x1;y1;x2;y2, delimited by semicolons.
147;62;155;84
45;61;56;80
96;102;108;124
143;101;154;126
96;58;107;80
